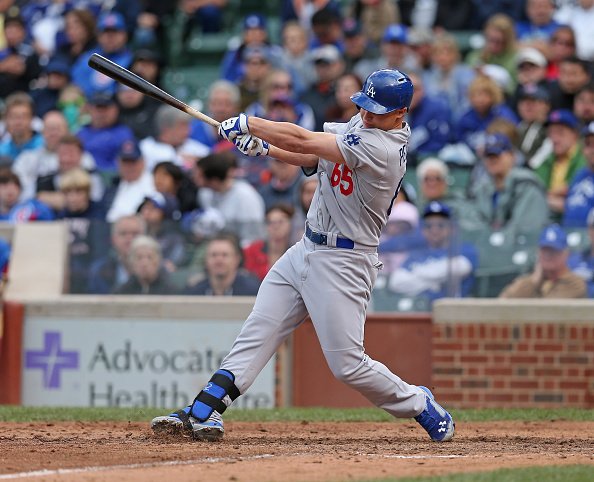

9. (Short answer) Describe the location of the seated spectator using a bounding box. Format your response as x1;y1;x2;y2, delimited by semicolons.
189;80;240;151
137;193;187;273
243;204;295;281
309;4;344;49
258;157;303;211
324;72;362;123
103;140;156;223
574;83;594;128
116;83;160;141
139;105;209;173
55;167;105;220
407;71;453;163
237;44;274;112
185;232;261;296
387;201;478;302
193;152;265;245
348;0;399;46
36;134;104;212
468;133;549;239
30;57;72;118
455;75;519;151
0;12;41;98
0;92;44;162
515;0;561;46
543;25;576;82
510;47;548;113
535;109;586;222
290;175;318;244
77;91;135;176
54;8;97;66
87;214;146;294
129;48;162;87
568;207;594;297
563;121;594;227
547;56;592;112
0;168;54;223
279;21;316;94
499;223;587;298
152;161;198;214
423;32;475;122
57;84;87;132
13;110;95;201
516;83;552;168
113;235;178;295
554;0;594;60
71;12;133;97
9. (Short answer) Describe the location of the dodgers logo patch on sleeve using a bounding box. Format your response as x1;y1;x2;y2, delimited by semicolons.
344;134;361;146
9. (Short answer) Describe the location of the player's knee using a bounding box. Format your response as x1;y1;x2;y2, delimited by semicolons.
325;351;364;384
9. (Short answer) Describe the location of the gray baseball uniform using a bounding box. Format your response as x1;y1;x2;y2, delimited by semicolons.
220;113;426;418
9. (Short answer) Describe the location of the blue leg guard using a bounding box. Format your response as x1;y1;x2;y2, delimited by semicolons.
189;369;240;421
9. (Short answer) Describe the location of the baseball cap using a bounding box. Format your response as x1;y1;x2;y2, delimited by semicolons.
484;133;513;156
545;109;579;130
133;49;161;65
539;224;568;251
311;44;342;64
3;11;25;28
138;192;180;219
382;24;407;44
118;140;142;160
243;13;266;30
97;12;126;32
516;47;547;68
45;57;71;77
581;120;594;138
518;83;550;102
342;18;362;37
187;207;226;238
88;91;116;106
422;201;451;219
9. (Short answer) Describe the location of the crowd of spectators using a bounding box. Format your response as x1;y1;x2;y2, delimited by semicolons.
0;0;593;303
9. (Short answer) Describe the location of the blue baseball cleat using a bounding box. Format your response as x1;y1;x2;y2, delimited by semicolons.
151;406;224;441
414;386;455;442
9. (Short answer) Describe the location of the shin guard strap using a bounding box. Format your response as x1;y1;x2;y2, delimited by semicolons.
195;391;227;415
210;372;240;401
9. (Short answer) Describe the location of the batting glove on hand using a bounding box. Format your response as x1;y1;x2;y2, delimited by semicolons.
218;113;249;142
235;134;270;157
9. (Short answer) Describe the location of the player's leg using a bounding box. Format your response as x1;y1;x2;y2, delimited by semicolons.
152;242;309;440
302;247;454;441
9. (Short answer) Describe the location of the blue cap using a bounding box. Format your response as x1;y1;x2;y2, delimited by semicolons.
139;192;180;218
88;91;116;106
243;13;266;30
97;12;126;32
518;83;550;102
118;139;142;160
382;24;407;44
539;224;567;251
545;109;578;130
45;57;71;77
582;121;594;138
422;201;451;219
484;133;513;156
343;18;362;37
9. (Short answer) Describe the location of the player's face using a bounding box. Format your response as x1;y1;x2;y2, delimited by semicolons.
359;108;403;130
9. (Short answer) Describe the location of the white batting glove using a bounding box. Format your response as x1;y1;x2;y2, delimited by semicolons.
235;134;270;157
218;113;249;142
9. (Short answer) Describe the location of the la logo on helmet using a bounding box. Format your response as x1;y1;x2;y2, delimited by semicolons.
366;82;375;98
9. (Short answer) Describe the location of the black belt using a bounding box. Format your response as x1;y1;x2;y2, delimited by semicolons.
305;224;355;249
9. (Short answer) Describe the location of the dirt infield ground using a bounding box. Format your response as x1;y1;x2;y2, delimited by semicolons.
1;420;593;481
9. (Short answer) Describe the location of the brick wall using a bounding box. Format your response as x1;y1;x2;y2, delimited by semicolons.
433;300;594;408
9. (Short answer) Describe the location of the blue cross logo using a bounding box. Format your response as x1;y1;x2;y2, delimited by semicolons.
25;332;79;389
345;134;361;146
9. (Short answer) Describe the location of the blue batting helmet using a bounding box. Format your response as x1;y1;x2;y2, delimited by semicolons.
350;69;414;114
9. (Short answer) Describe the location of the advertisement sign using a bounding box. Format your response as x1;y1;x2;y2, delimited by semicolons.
22;317;275;409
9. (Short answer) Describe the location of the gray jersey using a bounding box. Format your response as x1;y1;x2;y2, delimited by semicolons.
306;113;410;248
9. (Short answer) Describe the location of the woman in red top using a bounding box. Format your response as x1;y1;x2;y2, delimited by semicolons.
242;203;295;280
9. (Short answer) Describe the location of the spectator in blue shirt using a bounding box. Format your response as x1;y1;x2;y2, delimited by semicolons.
568;207;594;297
0;168;54;223
515;0;561;44
0;92;44;162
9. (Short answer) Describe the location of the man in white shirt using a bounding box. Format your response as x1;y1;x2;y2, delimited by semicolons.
104;140;156;223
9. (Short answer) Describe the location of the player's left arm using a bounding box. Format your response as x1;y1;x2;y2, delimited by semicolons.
249;117;346;166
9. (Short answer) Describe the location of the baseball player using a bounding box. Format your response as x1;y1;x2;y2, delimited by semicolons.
151;69;455;443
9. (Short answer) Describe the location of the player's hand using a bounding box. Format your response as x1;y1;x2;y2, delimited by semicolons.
218;113;249;142
235;134;270;157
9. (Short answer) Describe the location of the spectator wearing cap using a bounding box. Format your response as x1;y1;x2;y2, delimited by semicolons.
516;83;552;167
302;44;345;131
387;201;478;303
515;0;561;45
0;92;44;162
423;32;476;122
77;91;135;175
189;80;241;151
102;139;156;223
510;47;548;112
54;8;97;66
554;0;594;61
137;192;187;274
568;207;594;297
0;168;54;223
30;57;72;118
563;122;594;227
0;11;41;98
500;224;586;298
35;134;105;212
406;71;453;163
139;104;210;173
574;83;594;128
71;11;133;97
535;109;586;221
341;18;378;76
354;23;417;82
221;13;283;84
547;56;592;112
468;133;549;239
116;81;160;141
12;111;96;202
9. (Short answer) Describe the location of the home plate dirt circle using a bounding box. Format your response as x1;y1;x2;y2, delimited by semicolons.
1;421;593;481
